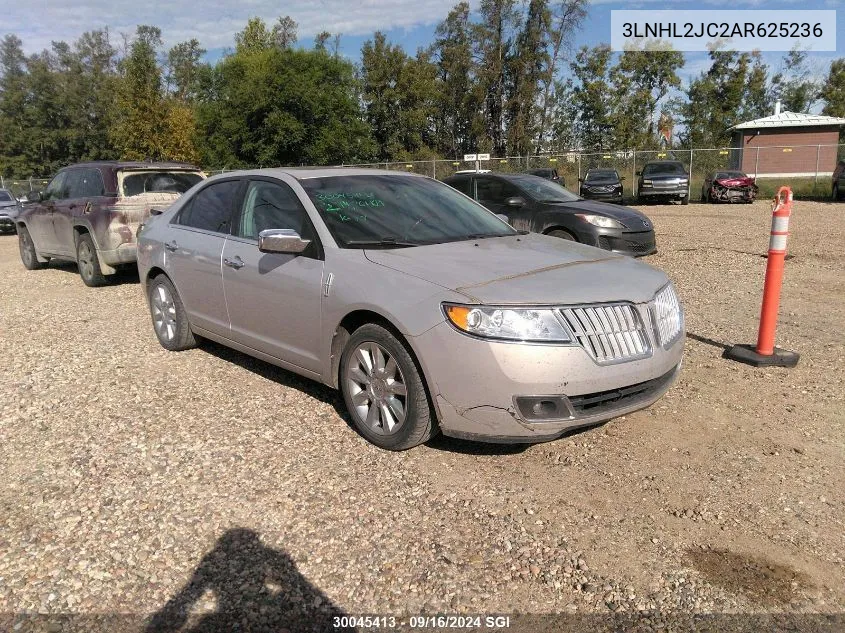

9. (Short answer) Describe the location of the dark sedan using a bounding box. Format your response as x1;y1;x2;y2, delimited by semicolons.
443;172;656;257
579;169;624;203
0;189;21;234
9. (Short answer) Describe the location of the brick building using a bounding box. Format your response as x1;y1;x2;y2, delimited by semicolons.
728;103;845;178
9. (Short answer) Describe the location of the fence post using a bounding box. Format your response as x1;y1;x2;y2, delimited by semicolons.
688;149;694;201
631;151;636;199
0;175;4;189
432;158;436;179
577;152;581;182
29;177;33;191
815;144;821;183
754;147;760;178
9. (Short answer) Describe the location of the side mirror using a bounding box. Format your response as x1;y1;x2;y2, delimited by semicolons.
635;171;641;176
495;213;510;224
577;178;583;182
37;190;47;202
258;228;310;254
505;196;526;207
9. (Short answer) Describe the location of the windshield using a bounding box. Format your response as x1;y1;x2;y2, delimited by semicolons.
585;170;618;181
121;171;204;197
715;171;746;179
300;174;517;248
643;163;686;176
0;191;13;202
505;174;580;202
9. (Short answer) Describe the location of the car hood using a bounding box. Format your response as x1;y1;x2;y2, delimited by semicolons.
364;233;668;305
0;201;17;209
544;199;651;228
583;178;620;185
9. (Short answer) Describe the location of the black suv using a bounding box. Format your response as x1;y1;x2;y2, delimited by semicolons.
637;161;689;205
579;169;624;203
442;172;656;257
526;168;564;186
833;160;845;201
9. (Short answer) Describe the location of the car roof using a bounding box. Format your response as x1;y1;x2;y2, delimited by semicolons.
204;167;428;182
59;161;202;170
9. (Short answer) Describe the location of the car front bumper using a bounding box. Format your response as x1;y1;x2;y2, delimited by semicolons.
576;226;657;257
638;186;687;198
411;320;684;443
581;190;623;202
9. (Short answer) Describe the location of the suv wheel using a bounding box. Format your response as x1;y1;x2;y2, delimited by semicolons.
340;324;437;450
148;275;197;351
18;226;46;270
681;195;689;206
76;233;107;287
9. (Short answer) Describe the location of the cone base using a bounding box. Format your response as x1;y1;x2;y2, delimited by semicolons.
724;344;800;368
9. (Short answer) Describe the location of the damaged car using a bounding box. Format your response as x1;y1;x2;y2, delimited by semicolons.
702;171;758;204
138;168;684;451
16;161;205;286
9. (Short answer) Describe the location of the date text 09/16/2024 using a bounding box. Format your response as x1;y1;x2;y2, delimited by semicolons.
332;615;512;629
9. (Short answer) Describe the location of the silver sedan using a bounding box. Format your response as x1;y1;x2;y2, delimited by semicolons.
137;169;684;450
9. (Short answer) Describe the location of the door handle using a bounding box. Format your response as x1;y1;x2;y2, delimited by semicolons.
164;241;178;252
223;256;244;270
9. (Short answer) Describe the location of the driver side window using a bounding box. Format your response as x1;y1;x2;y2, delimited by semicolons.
44;172;68;201
237;180;313;242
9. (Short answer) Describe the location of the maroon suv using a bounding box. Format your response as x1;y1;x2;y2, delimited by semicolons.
17;161;205;286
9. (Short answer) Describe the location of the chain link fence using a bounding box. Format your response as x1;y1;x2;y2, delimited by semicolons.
9;143;844;203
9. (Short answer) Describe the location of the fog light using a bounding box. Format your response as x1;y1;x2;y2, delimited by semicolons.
532;400;557;417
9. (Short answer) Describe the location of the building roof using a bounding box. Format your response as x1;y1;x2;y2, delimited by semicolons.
729;111;845;131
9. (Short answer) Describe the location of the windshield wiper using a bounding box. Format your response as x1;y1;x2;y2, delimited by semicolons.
344;238;420;248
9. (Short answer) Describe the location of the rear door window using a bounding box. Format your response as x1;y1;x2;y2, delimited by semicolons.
476;177;520;204
66;169;105;199
177;180;240;234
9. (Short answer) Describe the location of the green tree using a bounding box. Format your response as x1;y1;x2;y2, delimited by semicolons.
110;26;174;160
474;0;518;155
534;0;587;152
272;16;298;50
611;44;684;148
0;34;30;176
771;48;817;113
235;17;273;54
741;52;771;121
314;31;331;51
505;0;549;155
431;2;481;157
167;39;207;102
360;32;437;160
570;45;614;150
195;43;372;167
820;59;845;117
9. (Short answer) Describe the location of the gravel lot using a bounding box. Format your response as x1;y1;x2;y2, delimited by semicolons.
1;200;843;631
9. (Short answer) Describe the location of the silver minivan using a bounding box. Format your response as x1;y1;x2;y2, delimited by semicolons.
137;169;684;450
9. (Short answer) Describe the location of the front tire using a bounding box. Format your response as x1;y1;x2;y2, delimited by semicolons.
148;275;197;351
76;233;107;287
681;195;689;206
18;226;46;270
340;324;437;450
834;183;842;201
547;229;576;241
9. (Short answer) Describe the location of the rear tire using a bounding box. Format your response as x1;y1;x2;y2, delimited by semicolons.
148;275;197;351
681;196;689;206
340;324;437;450
18;226;45;270
76;233;107;287
547;229;576;241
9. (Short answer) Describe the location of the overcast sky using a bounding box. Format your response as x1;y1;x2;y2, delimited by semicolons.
1;0;841;91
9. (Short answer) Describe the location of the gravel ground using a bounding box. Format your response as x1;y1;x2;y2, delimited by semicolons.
1;200;843;632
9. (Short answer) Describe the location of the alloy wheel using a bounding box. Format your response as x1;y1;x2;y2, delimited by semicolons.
345;341;408;435
151;283;178;342
78;241;95;281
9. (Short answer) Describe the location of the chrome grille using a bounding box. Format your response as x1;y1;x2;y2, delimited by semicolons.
559;304;651;364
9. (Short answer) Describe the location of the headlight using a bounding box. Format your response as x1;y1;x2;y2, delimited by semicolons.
642;179;652;185
576;214;624;229
444;304;572;343
652;283;684;348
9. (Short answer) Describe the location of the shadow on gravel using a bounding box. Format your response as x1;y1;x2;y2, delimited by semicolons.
198;339;535;456
686;332;731;352
145;528;355;633
45;258;141;285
